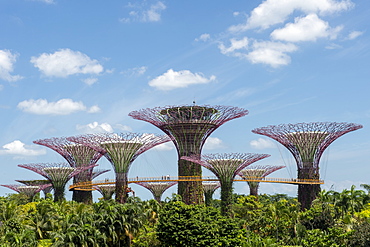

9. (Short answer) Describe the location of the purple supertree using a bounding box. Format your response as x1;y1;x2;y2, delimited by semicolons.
252;122;363;209
182;153;270;216
238;165;285;196
1;184;52;200
202;182;220;206
129;105;248;204
16;179;54;198
67;132;171;203
18;163;96;202
94;184;116;201
33;137;107;204
134;181;177;203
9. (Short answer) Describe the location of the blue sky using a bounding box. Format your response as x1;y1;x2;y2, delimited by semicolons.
0;0;369;200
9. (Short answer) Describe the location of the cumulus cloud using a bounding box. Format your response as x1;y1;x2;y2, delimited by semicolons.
120;1;166;23
229;0;354;32
87;105;101;113
82;77;98;85
0;50;23;82
219;37;249;55
204;137;226;150
0;140;46;157
347;30;364;40
17;98;98;115
250;138;276;149
30;48;103;77
149;69;216;91
271;14;342;42
195;33;211;42
76;122;114;133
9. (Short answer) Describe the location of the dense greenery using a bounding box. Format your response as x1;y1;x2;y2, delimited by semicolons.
1;185;370;246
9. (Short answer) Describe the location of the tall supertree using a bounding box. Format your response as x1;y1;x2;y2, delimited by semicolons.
33;137;108;204
252;122;363;209
238;165;285;196
18;163;96;202
182;153;270;216
94;184;116;200
129;105;248;204
67;132;171;203
134;181;177;203
202;182;220;206
16;179;54;198
1;184;51;200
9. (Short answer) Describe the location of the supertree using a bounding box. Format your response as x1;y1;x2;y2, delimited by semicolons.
238;165;285;196
252;122;363;209
129;104;248;204
182;153;270;216
202;182;220;206
18;163;97;202
67;132;171;203
1;184;51;200
33;137;108;204
134;181;177;203
16;179;54;198
94;184;116;200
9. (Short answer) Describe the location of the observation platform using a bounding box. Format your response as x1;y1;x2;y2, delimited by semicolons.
69;176;324;191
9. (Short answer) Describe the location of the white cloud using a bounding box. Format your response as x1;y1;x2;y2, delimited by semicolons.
347;30;364;40
121;66;147;76
325;43;342;49
195;33;211;42
87;105;101;113
120;1;166;23
153;142;174;151
76;122;114;133
271;14;342;42
204;137;226;150
30;48;103;77
148;69;216;91
115;124;133;132
0;140;46;157
17;98;97;115
82;77;98;85
0;50;23;82
229;0;354;32
250;138;276;149
218;37;249;55
31;0;55;3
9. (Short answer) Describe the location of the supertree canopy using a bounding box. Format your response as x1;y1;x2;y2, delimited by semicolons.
18;163;96;202
94;184;116;201
33;137;107;204
238;165;285;196
252;122;363;209
134;181;177;203
67;132;171;203
202;182;220;206
16;179;54;197
129;105;248;204
182;153;270;216
1;184;51;199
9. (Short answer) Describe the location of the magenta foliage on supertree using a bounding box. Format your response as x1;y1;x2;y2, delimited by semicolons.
94;184;116;200
135;181;177;202
251;122;363;170
1;184;51;197
16;179;53;194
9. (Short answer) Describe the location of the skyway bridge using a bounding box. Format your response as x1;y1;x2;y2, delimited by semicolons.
69;176;324;191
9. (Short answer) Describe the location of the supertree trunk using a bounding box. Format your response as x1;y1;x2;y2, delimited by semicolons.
220;181;233;216
297;166;320;210
178;158;203;204
116;172;128;204
204;191;213;206
248;182;259;196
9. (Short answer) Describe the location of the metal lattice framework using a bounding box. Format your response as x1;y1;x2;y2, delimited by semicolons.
252;122;363;209
18;163;96;202
1;184;51;198
129;105;248;204
182;153;270;216
67;132;171;203
238;165;285;196
33;137;107;203
16;179;54;196
202;182;220;206
135;181;177;203
94;184;116;200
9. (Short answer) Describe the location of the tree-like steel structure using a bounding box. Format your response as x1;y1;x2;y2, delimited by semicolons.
1;184;51;200
134;181;177;203
16;179;54;198
202;182;220;206
129;105;248;204
33;137;108;204
18;163;96;202
252;122;363;209
182;153;270;216
94;184;116;200
68;132;171;203
238;165;285;196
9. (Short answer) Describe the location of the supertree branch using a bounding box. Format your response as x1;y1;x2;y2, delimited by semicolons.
182;153;270;216
18;163;97;202
202;182;220;206
238;165;285;196
67;132;171;204
16;179;53;195
135;181;177;203
129;105;248;205
1;184;51;199
94;185;116;201
252;122;363;209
